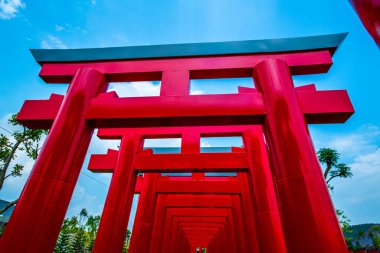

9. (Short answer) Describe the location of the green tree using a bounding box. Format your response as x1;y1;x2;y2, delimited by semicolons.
0;113;47;214
122;229;132;253
318;148;353;191
69;229;86;253
69;209;88;252
54;210;131;253
78;209;88;227
55;225;71;253
369;225;380;249
336;209;353;247
355;230;366;249
326;163;353;185
86;237;95;253
122;241;129;253
126;229;131;245
318;148;340;177
54;216;80;253
336;209;351;233
318;148;353;247
85;215;100;252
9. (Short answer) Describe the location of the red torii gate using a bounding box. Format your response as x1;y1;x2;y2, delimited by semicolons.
89;150;258;252
130;177;251;253
87;125;284;253
0;33;354;253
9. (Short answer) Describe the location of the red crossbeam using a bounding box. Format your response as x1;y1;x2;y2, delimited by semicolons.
164;195;233;207
88;150;248;172
38;51;333;83
17;86;354;129
155;180;242;194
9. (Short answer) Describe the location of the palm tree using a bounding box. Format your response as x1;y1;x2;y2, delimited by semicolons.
85;215;100;252
68;209;88;253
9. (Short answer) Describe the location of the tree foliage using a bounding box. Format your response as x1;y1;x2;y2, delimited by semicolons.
369;225;380;249
54;209;131;253
318;148;354;247
317;148;353;191
55;224;71;253
0;113;47;214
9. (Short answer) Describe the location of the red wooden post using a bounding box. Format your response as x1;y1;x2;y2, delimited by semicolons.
238;172;260;253
128;173;160;253
149;194;168;253
0;68;107;253
160;70;190;96
161;205;175;253
92;133;141;253
182;132;204;181
226;208;238;253
254;59;348;253
231;195;248;253
243;128;287;252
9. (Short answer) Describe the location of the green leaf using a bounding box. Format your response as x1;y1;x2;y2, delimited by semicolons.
11;164;24;177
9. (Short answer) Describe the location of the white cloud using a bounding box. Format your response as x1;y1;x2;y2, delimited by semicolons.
67;183;99;216
200;140;211;147
0;112;12;127
111;33;128;44
0;151;35;201
311;124;380;178
144;138;181;148
40;35;67;49
0;0;25;20
310;124;380;223
109;81;207;97
108;81;160;97
89;132;120;152
54;24;87;34
190;88;205;95
55;24;65;32
350;148;380;177
311;124;380;160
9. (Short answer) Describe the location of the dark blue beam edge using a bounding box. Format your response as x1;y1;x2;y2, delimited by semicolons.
30;33;348;65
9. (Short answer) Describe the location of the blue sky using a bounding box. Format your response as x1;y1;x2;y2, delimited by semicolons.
0;0;379;229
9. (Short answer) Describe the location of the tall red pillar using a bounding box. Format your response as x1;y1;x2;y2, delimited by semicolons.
0;68;107;253
226;209;238;253
161;206;176;253
243;128;287;253
254;59;347;253
231;195;248;253
149;194;168;253
237;172;259;253
92;133;141;253
128;173;160;253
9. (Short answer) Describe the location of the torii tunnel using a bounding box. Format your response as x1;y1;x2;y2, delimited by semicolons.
0;33;354;253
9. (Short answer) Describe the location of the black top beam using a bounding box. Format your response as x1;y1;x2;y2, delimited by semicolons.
30;33;348;65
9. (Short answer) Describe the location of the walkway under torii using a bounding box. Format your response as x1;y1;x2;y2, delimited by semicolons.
0;33;354;253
